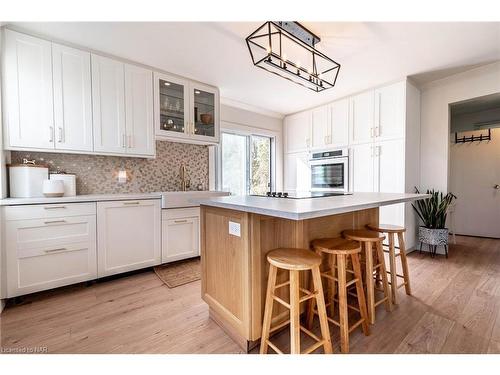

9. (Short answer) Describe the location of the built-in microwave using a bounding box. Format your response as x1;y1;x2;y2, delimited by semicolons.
309;148;350;192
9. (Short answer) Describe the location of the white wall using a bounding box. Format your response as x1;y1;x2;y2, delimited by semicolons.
220;103;284;191
420;61;500;192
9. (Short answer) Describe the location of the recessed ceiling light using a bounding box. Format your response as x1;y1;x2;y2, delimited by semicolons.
164;82;171;86
195;90;201;94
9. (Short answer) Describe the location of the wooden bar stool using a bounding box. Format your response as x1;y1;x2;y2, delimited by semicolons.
342;229;392;324
307;237;370;353
366;224;412;304
260;248;333;354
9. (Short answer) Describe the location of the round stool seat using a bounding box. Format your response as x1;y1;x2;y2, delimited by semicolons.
311;237;361;255
343;229;385;242
366;223;405;233
267;248;322;271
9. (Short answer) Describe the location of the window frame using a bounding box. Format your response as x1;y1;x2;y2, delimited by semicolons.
217;124;277;195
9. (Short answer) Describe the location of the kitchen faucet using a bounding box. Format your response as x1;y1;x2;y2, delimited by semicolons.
180;164;190;191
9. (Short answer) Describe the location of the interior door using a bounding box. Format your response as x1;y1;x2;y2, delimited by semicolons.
91;54;126;154
3;30;54;149
52;43;93;152
450;128;500;238
124;64;154;156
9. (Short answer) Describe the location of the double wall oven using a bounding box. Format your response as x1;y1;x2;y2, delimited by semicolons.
309;148;350;193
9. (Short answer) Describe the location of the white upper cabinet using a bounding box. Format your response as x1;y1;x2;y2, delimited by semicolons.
285;111;311;153
124;64;154;156
330;98;349;147
350;90;375;145
374;81;405;141
311;105;329;149
91;54;127;154
154;72;220;144
3;30;54;149
52;43;93;152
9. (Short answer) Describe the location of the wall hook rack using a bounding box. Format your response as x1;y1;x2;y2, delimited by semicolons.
454;128;491;144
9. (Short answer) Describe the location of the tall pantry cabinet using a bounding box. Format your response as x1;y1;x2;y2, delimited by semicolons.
284;80;421;249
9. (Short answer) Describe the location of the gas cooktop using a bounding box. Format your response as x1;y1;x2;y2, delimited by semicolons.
252;191;353;199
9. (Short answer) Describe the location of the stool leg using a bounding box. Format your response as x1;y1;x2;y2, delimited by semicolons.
305;248;322;330
364;242;376;324
260;264;277;354
397;232;412;295
388;233;398;304
311;266;333;354
351;253;370;337
376;241;393;312
337;254;349;353
329;253;337;317
289;270;301;354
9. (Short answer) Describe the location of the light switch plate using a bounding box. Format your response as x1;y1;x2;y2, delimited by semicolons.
228;221;241;237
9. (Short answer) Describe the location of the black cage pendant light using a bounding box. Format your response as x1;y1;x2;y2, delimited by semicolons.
246;21;340;92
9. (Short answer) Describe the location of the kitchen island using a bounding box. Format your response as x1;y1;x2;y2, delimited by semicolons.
198;192;428;351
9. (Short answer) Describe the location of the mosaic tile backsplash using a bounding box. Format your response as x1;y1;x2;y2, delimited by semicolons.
10;141;209;195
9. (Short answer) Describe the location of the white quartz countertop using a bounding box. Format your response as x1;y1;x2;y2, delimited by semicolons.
198;192;430;220
0;192;162;206
0;191;229;207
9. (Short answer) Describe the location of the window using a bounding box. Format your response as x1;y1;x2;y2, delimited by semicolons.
220;132;274;195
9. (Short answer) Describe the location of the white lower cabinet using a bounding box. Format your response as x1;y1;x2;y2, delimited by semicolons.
97;199;161;277
162;208;200;263
4;203;97;298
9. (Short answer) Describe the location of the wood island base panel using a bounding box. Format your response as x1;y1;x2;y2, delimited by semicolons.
200;205;378;351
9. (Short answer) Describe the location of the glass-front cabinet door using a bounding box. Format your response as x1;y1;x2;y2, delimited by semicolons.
190;83;219;142
154;72;189;139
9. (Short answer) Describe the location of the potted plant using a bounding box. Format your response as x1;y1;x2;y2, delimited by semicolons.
412;188;457;258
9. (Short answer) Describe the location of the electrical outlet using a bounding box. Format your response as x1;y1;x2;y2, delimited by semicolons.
228;221;241;237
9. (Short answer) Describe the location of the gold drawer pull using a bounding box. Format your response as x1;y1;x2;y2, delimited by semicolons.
123;201;140;205
44;206;66;210
44;220;66;225
174;219;188;224
44;247;67;253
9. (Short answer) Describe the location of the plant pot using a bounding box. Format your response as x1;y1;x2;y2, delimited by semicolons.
418;226;449;246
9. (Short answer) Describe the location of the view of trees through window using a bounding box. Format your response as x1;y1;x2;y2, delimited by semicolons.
250;135;271;195
221;132;272;195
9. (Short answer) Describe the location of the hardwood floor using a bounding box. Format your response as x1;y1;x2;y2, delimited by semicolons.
1;235;500;354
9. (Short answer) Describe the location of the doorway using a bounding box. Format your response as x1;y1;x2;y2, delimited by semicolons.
449;93;500;238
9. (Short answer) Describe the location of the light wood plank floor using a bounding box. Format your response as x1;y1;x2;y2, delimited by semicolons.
1;235;500;354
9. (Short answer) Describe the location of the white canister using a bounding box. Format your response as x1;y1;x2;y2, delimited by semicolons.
42;179;65;197
9;163;49;198
49;173;77;196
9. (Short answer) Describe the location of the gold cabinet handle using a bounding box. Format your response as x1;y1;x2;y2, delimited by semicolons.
123;201;140;205
44;206;66;210
174;219;188;224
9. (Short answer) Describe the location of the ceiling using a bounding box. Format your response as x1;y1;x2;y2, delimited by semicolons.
7;22;500;116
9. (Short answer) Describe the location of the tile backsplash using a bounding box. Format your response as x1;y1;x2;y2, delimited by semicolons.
10;141;209;195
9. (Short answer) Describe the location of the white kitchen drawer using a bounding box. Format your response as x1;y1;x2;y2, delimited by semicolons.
6;215;96;252
6;241;97;298
4;202;96;221
163;207;200;220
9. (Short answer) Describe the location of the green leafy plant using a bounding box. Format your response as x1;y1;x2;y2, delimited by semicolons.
412;188;457;229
